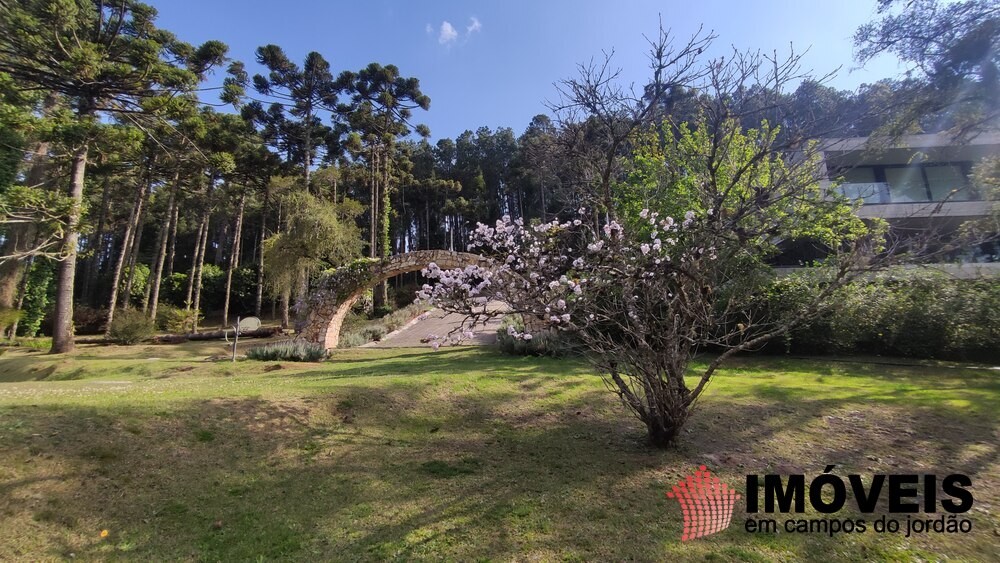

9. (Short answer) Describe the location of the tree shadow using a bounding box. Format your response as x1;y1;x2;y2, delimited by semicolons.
0;365;997;560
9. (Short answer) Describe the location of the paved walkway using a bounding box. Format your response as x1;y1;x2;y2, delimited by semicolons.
364;308;504;348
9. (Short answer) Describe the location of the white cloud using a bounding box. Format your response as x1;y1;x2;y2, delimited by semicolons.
425;23;433;35
466;17;481;35
438;21;458;44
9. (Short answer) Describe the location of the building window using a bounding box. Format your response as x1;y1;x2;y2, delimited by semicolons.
838;167;886;203
924;164;972;201
835;162;974;203
884;167;929;202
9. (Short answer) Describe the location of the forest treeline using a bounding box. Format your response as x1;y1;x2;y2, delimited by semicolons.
0;1;996;352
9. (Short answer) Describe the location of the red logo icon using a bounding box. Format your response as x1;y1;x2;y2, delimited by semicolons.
667;465;741;541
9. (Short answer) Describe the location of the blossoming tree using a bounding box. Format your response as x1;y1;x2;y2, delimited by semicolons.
417;119;882;447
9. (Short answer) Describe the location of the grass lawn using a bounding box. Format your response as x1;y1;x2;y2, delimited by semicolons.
0;341;998;561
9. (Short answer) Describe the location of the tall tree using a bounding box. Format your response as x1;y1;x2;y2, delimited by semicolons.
855;0;1000;137
340;63;430;308
0;87;59;327
0;0;226;352
241;47;339;193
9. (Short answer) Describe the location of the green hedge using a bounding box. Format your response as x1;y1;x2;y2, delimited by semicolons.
768;272;1000;360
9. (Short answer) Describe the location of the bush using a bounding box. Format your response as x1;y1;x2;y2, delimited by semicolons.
337;331;369;349
381;303;430;332
0;307;22;335
362;325;387;341
156;304;201;334
496;315;581;357
107;309;156;345
246;340;327;362
372;305;394;319
762;271;1000;360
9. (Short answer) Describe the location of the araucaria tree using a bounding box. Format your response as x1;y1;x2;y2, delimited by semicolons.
0;0;226;352
418;31;887;447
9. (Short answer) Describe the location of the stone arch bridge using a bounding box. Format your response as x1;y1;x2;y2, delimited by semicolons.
300;250;488;350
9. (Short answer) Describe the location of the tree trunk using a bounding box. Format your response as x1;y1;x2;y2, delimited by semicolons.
254;182;270;317
147;174;179;319
375;145;391;309
184;218;206;309
141;218;164;313
279;288;290;329
190;212;210;331
222;193;245;327
104;177;147;335
7;258;32;338
540;181;547;222
293;265;309;328
50;141;89;354
646;419;682;448
165;204;179;279
303;106;313;193
122;178;151;310
369;146;377;259
213;220;227;265
81;173;112;305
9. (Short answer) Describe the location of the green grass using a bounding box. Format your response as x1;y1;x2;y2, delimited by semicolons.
0;342;998;561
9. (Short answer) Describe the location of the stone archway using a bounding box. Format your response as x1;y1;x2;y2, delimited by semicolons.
300;250;488;350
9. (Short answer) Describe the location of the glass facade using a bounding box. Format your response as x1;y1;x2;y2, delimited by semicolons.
835;162;975;203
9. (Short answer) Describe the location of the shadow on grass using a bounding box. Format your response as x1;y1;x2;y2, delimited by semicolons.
0;370;997;561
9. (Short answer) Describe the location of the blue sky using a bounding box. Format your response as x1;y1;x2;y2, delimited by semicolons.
152;0;904;141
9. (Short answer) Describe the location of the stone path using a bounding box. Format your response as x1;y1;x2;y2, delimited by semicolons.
364;308;504;348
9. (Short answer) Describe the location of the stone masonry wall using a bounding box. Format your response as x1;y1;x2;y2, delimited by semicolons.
300;250;488;350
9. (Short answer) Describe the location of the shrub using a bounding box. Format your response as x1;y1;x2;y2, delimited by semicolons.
337;331;369;349
0;307;22;335
337;326;386;348
763;271;1000;360
107;309;156;345
362;325;387;341
246;340;327;362
496;315;581;357
372;305;394;319
156;305;201;334
381;303;430;332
